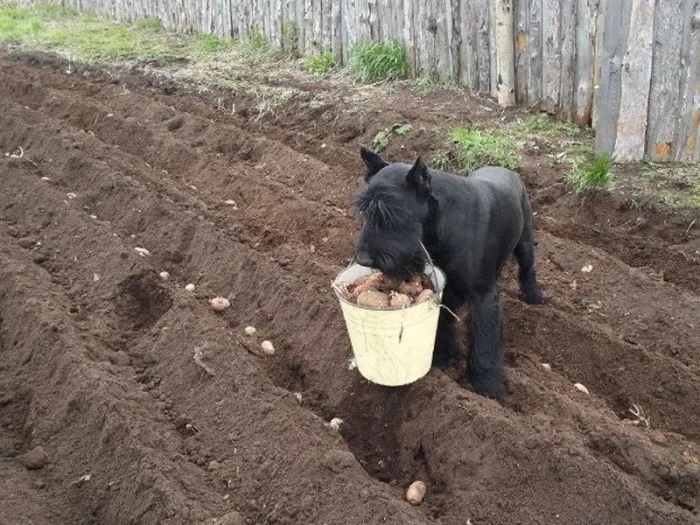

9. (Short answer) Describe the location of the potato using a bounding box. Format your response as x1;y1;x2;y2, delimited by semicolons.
415;289;435;304
209;297;231;312
406;480;427;505
398;280;424;297
348;273;382;297
356;290;390;308
389;292;412;308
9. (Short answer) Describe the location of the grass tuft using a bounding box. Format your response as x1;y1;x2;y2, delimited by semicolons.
370;123;413;153
446;127;522;173
195;33;233;54
304;51;335;75
349;42;410;83
281;20;299;56
567;153;614;193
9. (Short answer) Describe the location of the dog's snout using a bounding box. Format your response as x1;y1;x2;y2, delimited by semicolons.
355;250;374;268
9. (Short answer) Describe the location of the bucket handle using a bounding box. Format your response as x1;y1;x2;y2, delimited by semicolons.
418;241;439;292
417;243;461;321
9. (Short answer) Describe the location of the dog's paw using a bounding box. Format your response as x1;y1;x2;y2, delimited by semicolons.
522;291;548;306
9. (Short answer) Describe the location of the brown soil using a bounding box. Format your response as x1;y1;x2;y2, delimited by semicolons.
0;51;698;525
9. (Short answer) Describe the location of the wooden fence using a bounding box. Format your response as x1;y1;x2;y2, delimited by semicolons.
6;0;700;163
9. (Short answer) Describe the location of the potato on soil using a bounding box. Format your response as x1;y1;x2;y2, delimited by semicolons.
406;480;427;505
357;290;390;308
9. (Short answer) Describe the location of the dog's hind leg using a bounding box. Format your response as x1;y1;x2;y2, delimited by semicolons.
466;286;504;399
514;223;546;305
432;288;464;366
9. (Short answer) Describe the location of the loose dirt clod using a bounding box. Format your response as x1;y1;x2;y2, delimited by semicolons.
159;271;170;281
20;446;49;470
406;480;427;505
193;345;215;376
541;363;552;372
185;283;195;292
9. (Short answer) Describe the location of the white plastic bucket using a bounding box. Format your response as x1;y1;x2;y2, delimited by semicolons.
332;262;446;386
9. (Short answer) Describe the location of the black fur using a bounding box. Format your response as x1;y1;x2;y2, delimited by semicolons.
354;147;546;399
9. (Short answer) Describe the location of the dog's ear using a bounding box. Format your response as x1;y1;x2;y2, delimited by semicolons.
360;147;389;181
406;156;431;194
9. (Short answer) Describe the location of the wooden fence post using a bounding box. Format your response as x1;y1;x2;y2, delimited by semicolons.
494;0;516;107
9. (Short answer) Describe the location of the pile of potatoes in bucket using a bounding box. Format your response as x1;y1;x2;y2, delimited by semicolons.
341;271;435;309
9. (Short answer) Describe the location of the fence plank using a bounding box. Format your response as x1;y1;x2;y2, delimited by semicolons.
494;0;515;106
403;0;417;72
674;1;700;161
541;0;561;112
614;0;655;162
514;0;530;103
646;0;686;160
558;0;576;120
574;0;598;125
594;0;631;156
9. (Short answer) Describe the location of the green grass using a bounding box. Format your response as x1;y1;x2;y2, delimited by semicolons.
0;4;192;63
432;127;522;173
195;33;234;54
370;123;413;153
614;162;700;208
133;16;163;31
411;73;465;95
567;153;614;193
304;51;335;75
349;42;410;83
511;113;581;137
281;20;299;56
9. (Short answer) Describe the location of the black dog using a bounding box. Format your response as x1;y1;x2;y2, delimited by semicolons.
353;147;546;398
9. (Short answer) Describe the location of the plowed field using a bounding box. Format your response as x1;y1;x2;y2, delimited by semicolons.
0;52;698;525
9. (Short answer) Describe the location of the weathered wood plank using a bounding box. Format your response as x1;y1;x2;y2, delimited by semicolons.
403;0;417;72
541;0;561;112
436;0;455;80
645;0;686;160
574;0;598;125
494;0;516;106
594;0;632;156
614;0;655;162
558;0;576;119
357;0;372;44
331;0;342;59
474;0;496;93
674;1;700;160
322;0;332;51
514;0;530;103
528;0;542;105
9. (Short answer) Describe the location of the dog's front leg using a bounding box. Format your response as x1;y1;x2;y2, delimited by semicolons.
432;288;463;366
466;286;504;399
